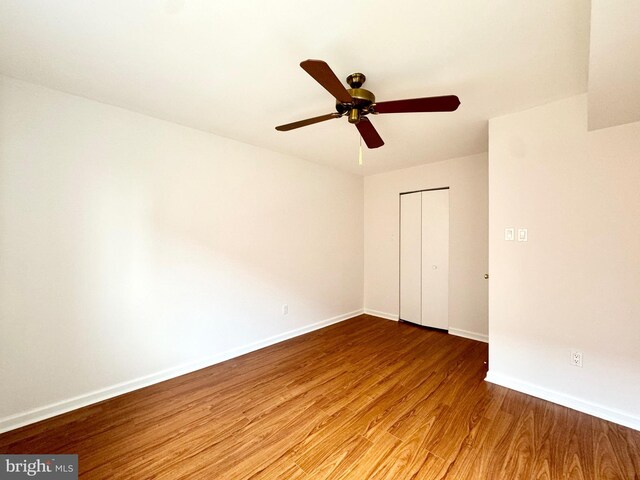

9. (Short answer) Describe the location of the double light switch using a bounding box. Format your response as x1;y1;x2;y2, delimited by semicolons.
505;227;528;242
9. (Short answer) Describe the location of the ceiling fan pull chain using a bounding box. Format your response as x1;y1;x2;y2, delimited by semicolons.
358;135;363;166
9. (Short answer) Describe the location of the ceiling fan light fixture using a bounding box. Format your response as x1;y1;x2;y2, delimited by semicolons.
348;108;361;124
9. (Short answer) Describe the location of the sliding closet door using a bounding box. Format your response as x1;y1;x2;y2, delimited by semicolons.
399;192;421;324
421;189;449;330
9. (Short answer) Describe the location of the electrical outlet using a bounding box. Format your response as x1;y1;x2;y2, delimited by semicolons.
282;304;289;315
570;350;583;367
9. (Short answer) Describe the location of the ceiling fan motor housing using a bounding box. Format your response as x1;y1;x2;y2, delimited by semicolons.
337;73;376;123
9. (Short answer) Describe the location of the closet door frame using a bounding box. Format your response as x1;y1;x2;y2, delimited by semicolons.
399;186;450;329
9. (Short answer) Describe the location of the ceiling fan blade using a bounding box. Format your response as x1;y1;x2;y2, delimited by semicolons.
373;95;460;114
275;113;341;131
356;117;384;149
300;59;353;104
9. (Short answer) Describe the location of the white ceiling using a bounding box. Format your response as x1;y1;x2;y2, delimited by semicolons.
588;0;640;131
0;0;590;175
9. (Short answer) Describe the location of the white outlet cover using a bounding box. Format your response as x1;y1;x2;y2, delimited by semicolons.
570;350;583;367
505;228;515;241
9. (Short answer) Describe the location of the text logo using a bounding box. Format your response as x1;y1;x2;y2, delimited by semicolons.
0;455;77;479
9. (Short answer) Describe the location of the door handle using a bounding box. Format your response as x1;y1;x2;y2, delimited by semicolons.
484;274;489;279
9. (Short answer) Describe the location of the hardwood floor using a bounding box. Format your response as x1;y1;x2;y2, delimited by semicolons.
1;315;639;479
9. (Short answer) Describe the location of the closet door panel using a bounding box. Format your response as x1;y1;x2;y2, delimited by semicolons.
421;190;449;329
399;193;421;324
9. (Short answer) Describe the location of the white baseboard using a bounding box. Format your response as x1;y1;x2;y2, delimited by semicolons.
363;309;398;321
448;327;488;343
0;309;363;434
485;371;640;432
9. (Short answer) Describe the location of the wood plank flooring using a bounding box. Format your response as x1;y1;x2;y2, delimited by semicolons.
1;315;639;479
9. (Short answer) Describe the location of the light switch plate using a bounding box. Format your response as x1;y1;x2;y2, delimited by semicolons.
518;228;528;242
505;228;515;241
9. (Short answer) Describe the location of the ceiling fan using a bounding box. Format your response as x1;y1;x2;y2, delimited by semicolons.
275;59;461;149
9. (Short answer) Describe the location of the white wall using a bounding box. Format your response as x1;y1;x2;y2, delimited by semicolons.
487;94;640;430
587;0;640;130
364;153;489;341
0;76;363;430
